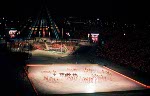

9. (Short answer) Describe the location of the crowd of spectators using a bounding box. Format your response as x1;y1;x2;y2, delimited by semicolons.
96;29;150;74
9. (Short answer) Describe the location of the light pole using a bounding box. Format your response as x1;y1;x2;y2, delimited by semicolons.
60;28;63;53
62;28;63;39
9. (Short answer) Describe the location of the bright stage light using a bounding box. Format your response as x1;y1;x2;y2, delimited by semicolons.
86;83;96;93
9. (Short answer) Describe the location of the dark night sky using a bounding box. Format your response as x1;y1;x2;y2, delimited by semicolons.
1;0;150;24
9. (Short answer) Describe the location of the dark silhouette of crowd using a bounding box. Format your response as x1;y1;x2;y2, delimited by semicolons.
96;25;150;74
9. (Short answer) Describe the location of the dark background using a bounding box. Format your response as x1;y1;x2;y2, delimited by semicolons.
1;0;150;24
